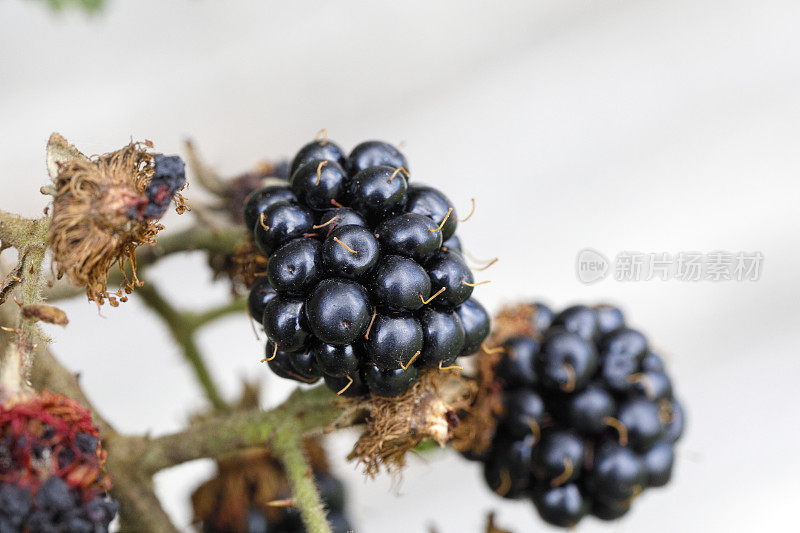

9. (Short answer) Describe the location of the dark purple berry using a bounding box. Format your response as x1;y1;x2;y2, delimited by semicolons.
664;399;685;443
441;234;462;253
287;350;321;382
616;399;665;452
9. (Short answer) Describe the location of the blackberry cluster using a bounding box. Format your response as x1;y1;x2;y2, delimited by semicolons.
0;393;118;532
473;303;685;527
244;137;490;397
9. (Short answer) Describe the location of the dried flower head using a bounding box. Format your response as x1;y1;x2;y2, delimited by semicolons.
346;369;476;477
0;391;117;530
451;302;546;457
46;134;186;305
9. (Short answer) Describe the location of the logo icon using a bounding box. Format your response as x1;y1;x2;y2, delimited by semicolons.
576;248;609;284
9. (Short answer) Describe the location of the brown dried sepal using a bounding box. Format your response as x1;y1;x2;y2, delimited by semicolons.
451;302;547;457
21;303;68;327
345;369;477;477
47;136;181;305
208;236;268;295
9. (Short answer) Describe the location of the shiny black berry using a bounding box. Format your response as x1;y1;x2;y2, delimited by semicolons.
495;336;539;388
594;304;625;337
642;440;675;487
532;483;588;528
376;212;442;263
587;441;646;501
535;330;598;393
243;185;297;233
321;225;380;279
552;305;598;340
253;201;314;256
406;184;458;240
348;141;408;174
267;238;322;295
456;298;490;356
565;384;616;434
262;297;309;352
361;314;424;370
323;372;368;397
417;308;466;368
533;429;585;483
426;250;474;309
368;255;431;312
317;207;368;233
290;159;347;210
363;363;419;397
289;139;347;178
501;389;546;439
483;435;535;499
305;279;371;345
247;277;277;323
310;340;360;378
348;165;408;222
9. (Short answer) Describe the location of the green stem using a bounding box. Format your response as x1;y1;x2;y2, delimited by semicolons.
136;283;229;412
273;428;333;533
137;385;348;474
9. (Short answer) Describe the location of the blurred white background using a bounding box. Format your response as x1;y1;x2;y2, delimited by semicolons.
2;0;799;531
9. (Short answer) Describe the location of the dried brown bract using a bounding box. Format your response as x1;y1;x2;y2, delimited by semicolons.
451;302;547;457
47;134;184;305
346;369;476;477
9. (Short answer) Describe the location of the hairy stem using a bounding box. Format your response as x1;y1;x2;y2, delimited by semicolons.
137;385;348;474
136;283;229;412
273;428;333;533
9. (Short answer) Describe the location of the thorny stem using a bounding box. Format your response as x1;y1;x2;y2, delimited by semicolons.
273;428;333;533
135;283;230;412
137;385;348;474
0;211;51;387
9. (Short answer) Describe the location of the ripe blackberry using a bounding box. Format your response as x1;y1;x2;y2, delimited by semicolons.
464;302;685;528
0;393;118;532
246;135;489;397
